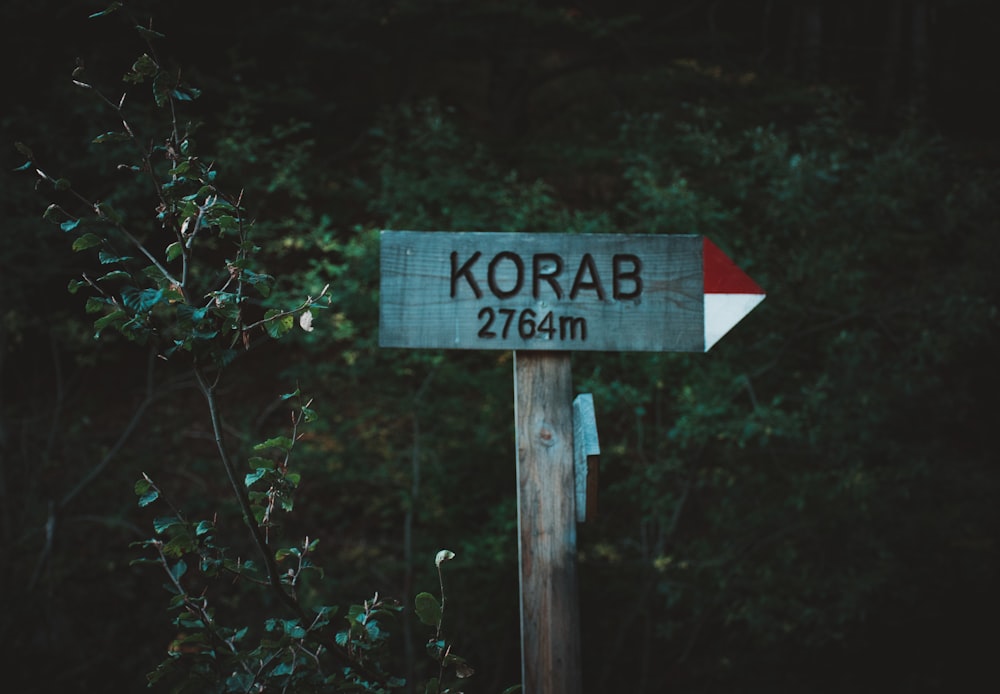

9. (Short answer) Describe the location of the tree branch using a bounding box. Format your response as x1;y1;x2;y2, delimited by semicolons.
192;361;385;683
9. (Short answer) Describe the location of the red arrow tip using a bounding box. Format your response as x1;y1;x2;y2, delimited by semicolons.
703;237;764;294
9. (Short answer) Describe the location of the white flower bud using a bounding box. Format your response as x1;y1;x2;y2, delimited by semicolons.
299;310;314;332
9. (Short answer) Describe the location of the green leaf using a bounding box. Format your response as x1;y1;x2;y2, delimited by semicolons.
67;279;87;294
96;270;130;283
283;621;307;639
128;558;159;567
242;269;274;298
263;309;295;339
153;516;182;534
414;592;441;627
272;662;294;677
92;131;131;144
215;215;238;233
60;219;81;233
93;309;126;337
85;297;108;314
89;1;122;19
253;436;293;452
245;468;268;487
153;71;171;107
162;534;196;558
54;177;71;191
177;303;210;323
138;489;159;508
122;286;165;312
13;160;32;172
166;242;183;262
194;520;213;537
136;25;166;40
170;559;187;581
124;53;158;84
99;250;132;265
71;233;103;251
172;86;201;101
168;161;190;177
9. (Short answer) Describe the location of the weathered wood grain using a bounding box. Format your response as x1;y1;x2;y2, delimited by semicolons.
380;230;704;351
514;352;582;694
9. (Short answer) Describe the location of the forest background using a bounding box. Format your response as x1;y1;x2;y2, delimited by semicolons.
1;1;998;692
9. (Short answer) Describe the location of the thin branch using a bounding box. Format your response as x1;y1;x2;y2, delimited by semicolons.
151;540;250;668
59;348;180;509
26;349;188;591
192;361;384;682
241;284;331;333
72;79;173;218
193;361;276;575
35;164;183;288
27;501;56;591
106;213;183;287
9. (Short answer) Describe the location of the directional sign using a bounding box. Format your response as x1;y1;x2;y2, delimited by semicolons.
378;229;766;694
379;231;764;352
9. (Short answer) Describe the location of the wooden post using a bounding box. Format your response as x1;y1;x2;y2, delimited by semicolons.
513;351;582;694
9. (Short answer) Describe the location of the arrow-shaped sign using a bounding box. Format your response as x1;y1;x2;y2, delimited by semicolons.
702;236;766;350
380;231;764;352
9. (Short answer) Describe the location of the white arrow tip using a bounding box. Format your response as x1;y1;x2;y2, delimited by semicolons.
704;293;765;351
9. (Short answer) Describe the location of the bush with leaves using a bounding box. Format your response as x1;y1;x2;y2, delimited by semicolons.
15;5;476;692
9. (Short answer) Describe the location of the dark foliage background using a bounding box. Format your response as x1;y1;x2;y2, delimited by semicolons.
2;1;998;691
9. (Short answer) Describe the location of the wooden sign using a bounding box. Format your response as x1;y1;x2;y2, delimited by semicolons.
378;229;765;694
380;231;764;352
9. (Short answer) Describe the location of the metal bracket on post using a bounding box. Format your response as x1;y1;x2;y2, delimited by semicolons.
573;393;600;523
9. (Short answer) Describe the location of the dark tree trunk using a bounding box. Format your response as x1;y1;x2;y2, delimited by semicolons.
910;0;930;116
877;0;904;124
800;0;824;82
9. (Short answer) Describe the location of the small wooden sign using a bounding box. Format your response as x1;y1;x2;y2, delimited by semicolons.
380;231;763;352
